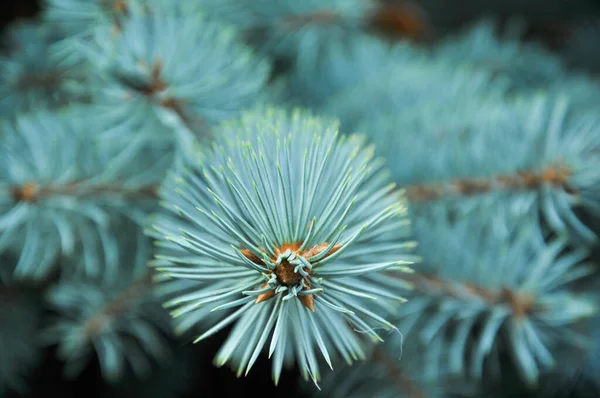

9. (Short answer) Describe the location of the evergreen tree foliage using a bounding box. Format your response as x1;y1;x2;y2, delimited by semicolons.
283;33;428;108
396;219;595;386
71;3;271;158
1;1;600;397
41;230;171;383
0;21;86;116
430;19;567;91
200;0;379;68
149;107;417;386
357;95;600;245
0;111;164;280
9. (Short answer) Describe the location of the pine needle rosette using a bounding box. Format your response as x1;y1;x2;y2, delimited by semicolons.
0;111;167;280
149;108;418;385
79;6;271;154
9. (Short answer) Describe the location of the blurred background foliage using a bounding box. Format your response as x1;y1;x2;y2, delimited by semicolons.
2;1;600;397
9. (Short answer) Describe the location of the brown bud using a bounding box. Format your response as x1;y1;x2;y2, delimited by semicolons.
274;242;302;256
12;182;39;202
113;0;128;14
301;243;342;260
371;1;431;40
240;249;265;266
256;290;276;304
255;283;276;304
274;260;303;286
299;294;315;312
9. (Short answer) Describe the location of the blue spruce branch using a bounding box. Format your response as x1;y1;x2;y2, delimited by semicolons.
200;0;379;68
0;21;88;116
431;18;567;91
394;218;596;387
148;107;419;386
41;235;173;383
73;4;271;156
360;96;600;246
0;111;166;280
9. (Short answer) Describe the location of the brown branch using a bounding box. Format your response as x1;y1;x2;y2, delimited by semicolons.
112;0;127;14
372;346;426;398
118;60;167;98
276;2;433;41
405;163;573;203
119;59;208;140
83;271;154;337
11;181;158;203
283;9;341;29
101;0;129;33
397;272;536;319
16;71;64;91
370;1;432;41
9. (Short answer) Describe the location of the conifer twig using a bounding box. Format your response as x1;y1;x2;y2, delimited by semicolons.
10;181;158;203
405;162;572;203
397;272;536;318
83;271;154;337
284;9;341;29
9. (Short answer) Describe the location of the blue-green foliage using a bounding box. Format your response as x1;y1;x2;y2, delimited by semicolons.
430;19;567;91
0;111;166;280
2;0;600;395
588;313;600;378
398;218;595;386
264;9;600;394
41;232;172;383
202;0;377;67
278;20;600;248
0;21;86;116
547;74;600;116
42;0;200;39
77;5;271;155
283;19;569;129
0;0;280;389
324;60;508;132
358;95;600;245
313;220;597;395
149;107;418;386
283;33;427;108
43;0;130;39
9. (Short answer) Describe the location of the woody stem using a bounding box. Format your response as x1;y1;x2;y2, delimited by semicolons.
82;271;154;337
11;181;158;203
397;272;535;318
405;163;573;203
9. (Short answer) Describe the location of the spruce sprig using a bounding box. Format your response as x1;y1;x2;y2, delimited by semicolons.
0;111;166;280
149;107;418;386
